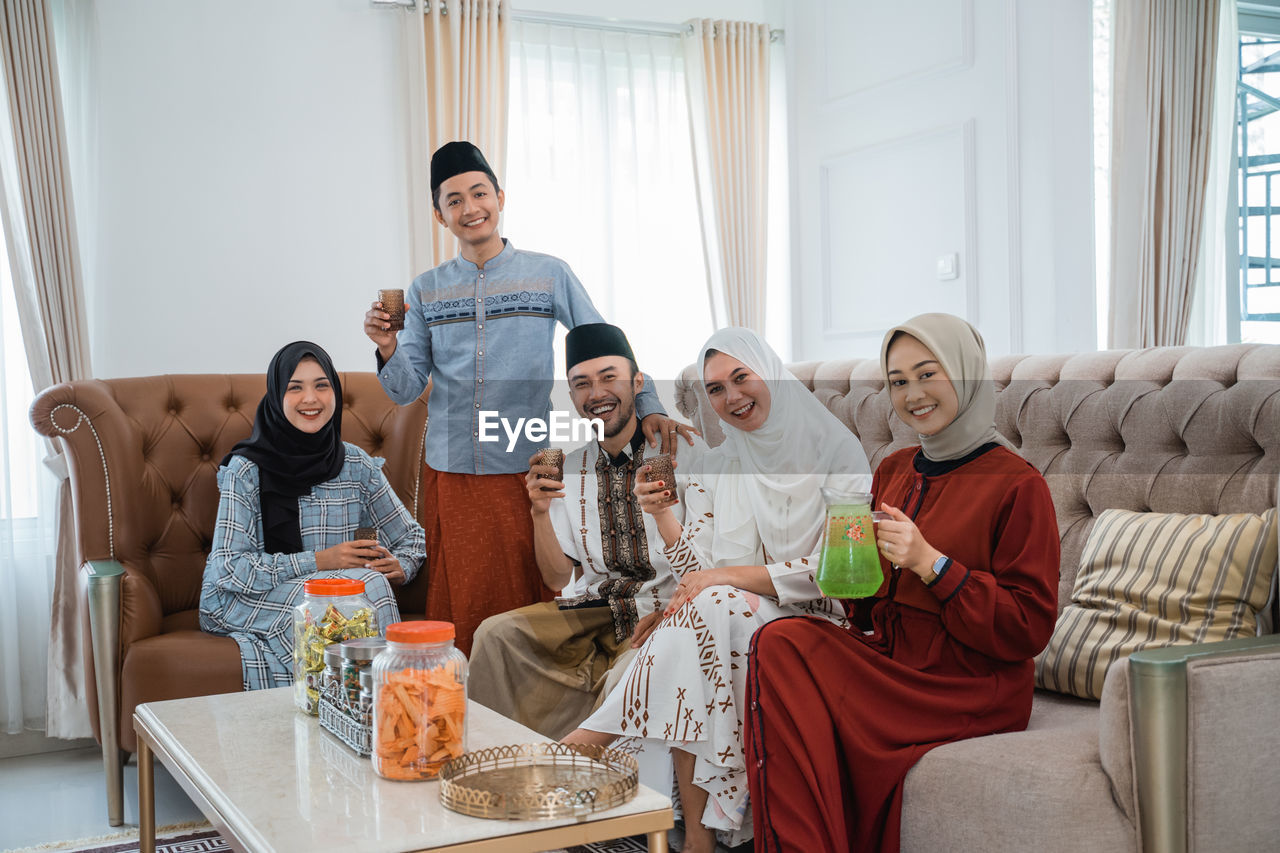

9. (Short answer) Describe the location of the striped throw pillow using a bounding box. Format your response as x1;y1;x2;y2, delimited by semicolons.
1036;507;1278;700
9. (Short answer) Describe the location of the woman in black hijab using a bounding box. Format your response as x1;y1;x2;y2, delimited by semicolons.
199;341;426;690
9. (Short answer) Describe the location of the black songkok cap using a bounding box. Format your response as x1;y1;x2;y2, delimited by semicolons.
565;323;637;373
430;141;495;193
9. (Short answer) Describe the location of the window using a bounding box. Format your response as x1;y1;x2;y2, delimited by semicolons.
504;21;713;384
1237;31;1280;342
0;238;58;735
1;271;50;522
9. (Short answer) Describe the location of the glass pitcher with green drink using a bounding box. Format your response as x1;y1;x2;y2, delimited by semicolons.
815;488;883;598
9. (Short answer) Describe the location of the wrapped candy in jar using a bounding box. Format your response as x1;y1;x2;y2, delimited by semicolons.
293;578;378;715
372;621;467;781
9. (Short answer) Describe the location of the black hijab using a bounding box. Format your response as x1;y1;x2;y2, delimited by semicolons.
223;341;346;554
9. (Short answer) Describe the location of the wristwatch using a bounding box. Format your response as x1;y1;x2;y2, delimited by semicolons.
928;554;951;585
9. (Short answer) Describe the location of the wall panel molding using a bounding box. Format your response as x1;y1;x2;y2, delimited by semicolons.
820;0;974;106
818;120;977;341
963;118;981;326
1003;0;1023;351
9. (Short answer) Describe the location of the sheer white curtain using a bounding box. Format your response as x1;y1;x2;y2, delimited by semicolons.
0;10;58;736
0;255;57;737
0;0;93;740
504;21;713;382
1187;0;1239;346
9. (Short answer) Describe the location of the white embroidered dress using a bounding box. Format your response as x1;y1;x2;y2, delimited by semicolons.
580;328;873;845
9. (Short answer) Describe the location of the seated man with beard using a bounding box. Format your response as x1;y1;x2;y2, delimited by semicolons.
469;323;704;738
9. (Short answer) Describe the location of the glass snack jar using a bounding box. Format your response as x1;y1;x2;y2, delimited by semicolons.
321;644;344;698
293;578;378;715
371;621;468;781
340;637;386;707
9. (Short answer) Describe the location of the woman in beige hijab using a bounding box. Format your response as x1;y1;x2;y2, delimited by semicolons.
744;313;1061;853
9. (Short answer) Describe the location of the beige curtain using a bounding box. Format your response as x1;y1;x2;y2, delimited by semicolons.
403;0;509;272
683;19;770;334
1108;0;1226;348
0;0;92;737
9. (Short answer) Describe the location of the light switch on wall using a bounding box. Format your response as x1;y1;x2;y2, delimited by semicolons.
936;253;959;281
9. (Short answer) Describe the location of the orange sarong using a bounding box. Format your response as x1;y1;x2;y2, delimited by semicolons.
421;463;553;656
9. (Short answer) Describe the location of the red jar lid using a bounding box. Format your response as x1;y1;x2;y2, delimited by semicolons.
303;578;366;597
386;620;455;644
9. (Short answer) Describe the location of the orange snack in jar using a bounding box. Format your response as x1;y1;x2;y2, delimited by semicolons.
372;621;468;780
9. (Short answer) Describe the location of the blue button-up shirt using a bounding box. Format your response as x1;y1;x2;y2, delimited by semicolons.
377;240;664;474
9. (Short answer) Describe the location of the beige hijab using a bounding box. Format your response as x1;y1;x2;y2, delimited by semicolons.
879;313;1014;461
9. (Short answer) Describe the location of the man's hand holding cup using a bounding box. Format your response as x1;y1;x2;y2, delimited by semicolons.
526;448;566;515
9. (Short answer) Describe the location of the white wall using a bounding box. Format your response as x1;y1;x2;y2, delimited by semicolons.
82;0;775;378
81;0;1093;377
90;0;412;377
782;0;1096;360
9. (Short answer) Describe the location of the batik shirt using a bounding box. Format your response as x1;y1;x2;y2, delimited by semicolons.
199;444;426;689
548;430;707;641
376;239;665;475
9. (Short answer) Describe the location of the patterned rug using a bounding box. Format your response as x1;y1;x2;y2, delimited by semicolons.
2;824;224;853
564;839;649;853
6;827;653;853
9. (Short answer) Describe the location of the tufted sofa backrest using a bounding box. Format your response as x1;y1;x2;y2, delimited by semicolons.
675;344;1280;616
31;373;430;616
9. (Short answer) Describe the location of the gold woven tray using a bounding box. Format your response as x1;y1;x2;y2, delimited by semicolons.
438;743;638;820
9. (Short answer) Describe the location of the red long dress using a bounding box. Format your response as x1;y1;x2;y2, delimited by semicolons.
744;444;1059;853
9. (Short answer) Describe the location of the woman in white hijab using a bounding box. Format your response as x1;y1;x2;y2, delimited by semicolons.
563;327;873;852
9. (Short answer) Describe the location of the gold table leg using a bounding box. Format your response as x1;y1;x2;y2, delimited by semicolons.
647;829;669;852
138;737;155;853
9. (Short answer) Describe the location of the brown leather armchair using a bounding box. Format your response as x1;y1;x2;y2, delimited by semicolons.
30;373;430;826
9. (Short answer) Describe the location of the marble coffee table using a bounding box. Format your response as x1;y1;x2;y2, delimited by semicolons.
133;687;672;852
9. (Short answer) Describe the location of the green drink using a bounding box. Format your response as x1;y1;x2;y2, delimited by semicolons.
816;497;884;599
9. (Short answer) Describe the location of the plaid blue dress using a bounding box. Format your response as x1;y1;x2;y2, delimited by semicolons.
199;443;426;690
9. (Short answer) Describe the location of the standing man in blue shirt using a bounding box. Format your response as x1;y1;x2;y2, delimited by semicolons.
364;141;693;654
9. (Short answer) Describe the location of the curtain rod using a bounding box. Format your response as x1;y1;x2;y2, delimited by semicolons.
369;1;783;43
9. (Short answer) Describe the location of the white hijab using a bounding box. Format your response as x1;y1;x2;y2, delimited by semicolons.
694;328;873;567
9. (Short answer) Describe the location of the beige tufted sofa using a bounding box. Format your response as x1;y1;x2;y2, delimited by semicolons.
30;373;430;826
675;343;1280;853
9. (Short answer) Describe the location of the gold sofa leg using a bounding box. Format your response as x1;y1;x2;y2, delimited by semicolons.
86;560;125;826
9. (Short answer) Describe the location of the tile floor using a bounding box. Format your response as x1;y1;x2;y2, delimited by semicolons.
0;745;205;850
